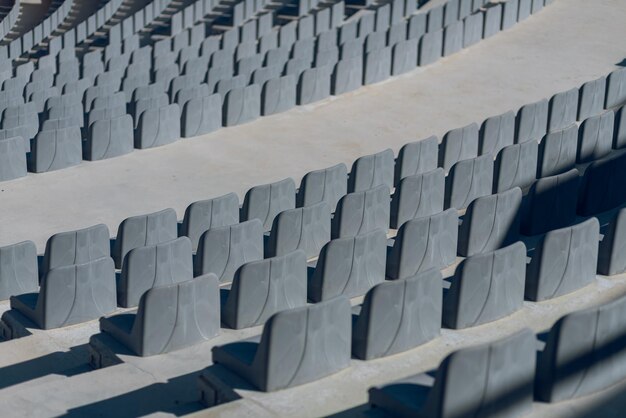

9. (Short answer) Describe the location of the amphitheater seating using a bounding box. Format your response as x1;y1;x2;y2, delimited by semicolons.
369;329;535;418
3;0;626;416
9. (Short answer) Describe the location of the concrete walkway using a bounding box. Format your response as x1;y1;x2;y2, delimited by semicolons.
1;0;625;251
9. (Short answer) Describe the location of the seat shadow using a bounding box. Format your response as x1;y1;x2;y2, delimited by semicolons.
61;371;205;418
0;343;91;390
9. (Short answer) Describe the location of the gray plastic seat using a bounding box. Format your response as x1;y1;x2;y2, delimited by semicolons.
516;98;549;143
439;123;479;172
353;269;442;360
135;103;181;149
222;250;307;329
458;187;522;258
444;154;494;210
479;111;515;156
241;178;296;232
537;124;578;178
332;185;390;239
578;77;606;121
85;115;134;161
296;163;348;210
223;84;261;126
194;219;264;283
394;136;438;185
536;294;626;402
0;241;38;301
576;110;614;164
10;257;117;330
181;193;240;252
605;67;626;109
521;169;580;236
419;29;443;66
369;329;535;418
211;296;351;392
309;229;386;302
100;274;220;356
578;151;626;216
30;127;82;173
261;75;297;116
525;217;599;301
386;209;458;280
493;140;538;193
390;168;444;229
332;56;363;95
181;93;222;138
443;242;526;329
548;88;578;133
42;224;110;276
266;202;331;258
598;208;626;276
113;208;178;269
0;136;27;181
348;149;394;193
118;237;194;308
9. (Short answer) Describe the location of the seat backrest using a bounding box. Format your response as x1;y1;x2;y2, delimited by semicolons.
521;168;579;235
41;256;116;329
390;167;444;228
241;178;296;231
296;163;347;209
43;223;110;274
0;241;38;301
181;193;239;251
194;219;264;282
266;202;331;258
525;217;599;301
348;148;394;193
309;228;386;302
458;187;522;257
353;269;442;360
423;329;535;418
444;153;494;210
113;208;178;268
439;123;479;172
135;273;220;356
332;184;390;239
394;136;438;185
119;236;193;308
443;241;526;329
537;294;626;402
223;250;307;329
253;296;351;391
387;208;458;279
494;140;538;193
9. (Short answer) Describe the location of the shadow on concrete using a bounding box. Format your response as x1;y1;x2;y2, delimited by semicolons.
61;371;205;418
0;344;91;390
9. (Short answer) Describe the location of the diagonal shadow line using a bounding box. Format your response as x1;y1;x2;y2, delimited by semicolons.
326;328;626;418
0;344;91;390
60;371;205;418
